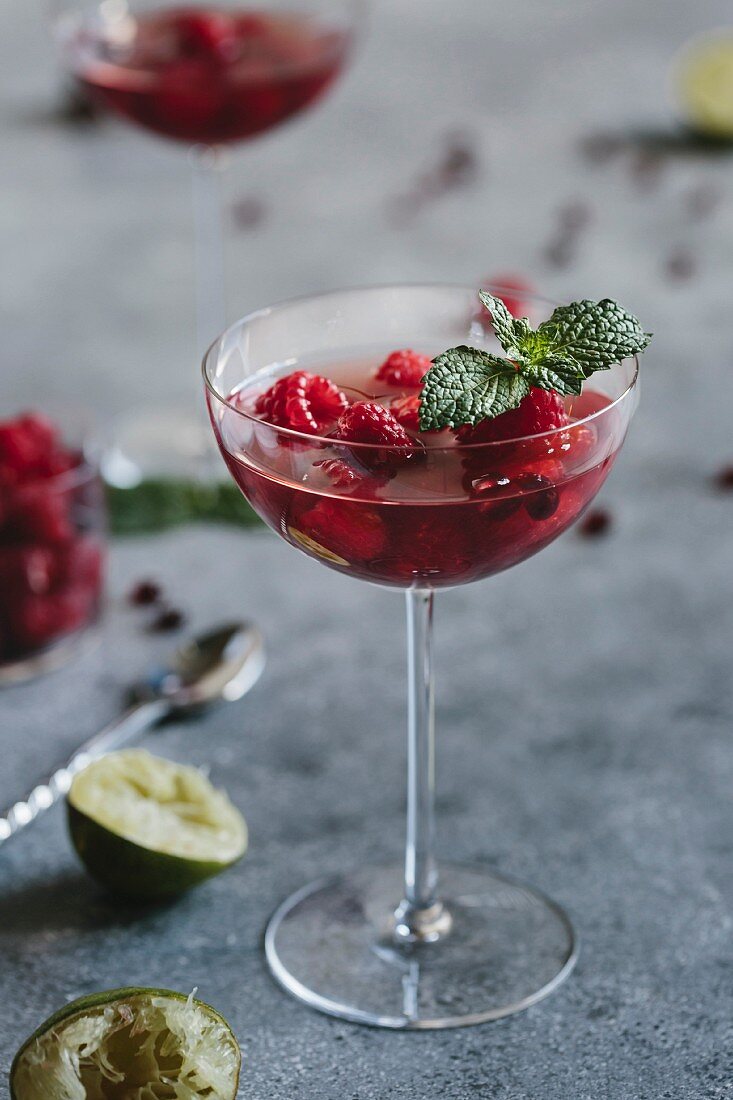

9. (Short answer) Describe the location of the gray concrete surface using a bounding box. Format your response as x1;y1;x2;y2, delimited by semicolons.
2;0;733;1096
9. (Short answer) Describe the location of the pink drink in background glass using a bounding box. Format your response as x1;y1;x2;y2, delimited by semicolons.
67;6;351;144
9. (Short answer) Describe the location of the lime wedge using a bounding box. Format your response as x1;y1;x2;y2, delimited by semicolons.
677;32;733;139
10;987;240;1100
67;750;247;899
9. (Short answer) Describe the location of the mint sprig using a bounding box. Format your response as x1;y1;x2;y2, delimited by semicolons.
419;347;531;432
419;292;651;431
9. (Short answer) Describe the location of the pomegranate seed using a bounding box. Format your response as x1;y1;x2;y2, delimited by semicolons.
129;580;162;606
714;465;733;490
150;607;186;632
578;508;612;538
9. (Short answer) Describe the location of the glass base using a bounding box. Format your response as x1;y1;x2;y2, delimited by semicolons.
265;862;578;1029
0;627;99;687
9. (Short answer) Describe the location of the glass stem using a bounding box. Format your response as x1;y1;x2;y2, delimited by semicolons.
394;589;451;944
191;143;227;360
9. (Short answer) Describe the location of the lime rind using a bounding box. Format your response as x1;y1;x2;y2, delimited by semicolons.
10;988;241;1100
67;750;247;899
69;750;246;862
677;32;733;139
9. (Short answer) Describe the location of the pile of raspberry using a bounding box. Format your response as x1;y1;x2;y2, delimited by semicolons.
0;413;104;661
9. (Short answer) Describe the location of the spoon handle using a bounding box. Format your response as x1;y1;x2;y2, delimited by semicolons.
0;697;169;846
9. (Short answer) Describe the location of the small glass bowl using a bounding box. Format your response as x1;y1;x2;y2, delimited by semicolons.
0;421;107;686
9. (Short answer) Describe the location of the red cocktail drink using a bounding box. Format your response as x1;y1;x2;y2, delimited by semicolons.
67;6;351;144
214;356;623;589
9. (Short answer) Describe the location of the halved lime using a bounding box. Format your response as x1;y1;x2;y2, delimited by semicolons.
67;749;247;899
10;987;240;1100
677;32;733;139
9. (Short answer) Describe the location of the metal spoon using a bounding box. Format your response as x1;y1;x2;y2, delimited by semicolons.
0;622;265;846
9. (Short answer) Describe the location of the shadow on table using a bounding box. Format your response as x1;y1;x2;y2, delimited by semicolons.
0;871;179;935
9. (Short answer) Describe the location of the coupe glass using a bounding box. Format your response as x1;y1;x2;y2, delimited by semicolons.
203;284;639;1028
56;0;361;481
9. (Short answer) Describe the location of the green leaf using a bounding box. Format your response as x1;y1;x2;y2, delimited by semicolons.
419;347;531;431
107;479;262;536
526;354;586;396
536;298;651;375
478;291;528;358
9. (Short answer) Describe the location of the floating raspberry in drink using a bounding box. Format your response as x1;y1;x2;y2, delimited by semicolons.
255;371;349;435
457;388;568;445
313;458;363;490
386;519;472;583
336;402;414;448
476;275;535;324
176;9;240;59
375;350;431;389
389;393;422;432
295;498;387;564
335;400;419;475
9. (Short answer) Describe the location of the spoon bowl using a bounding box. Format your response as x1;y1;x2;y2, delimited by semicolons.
161;622;266;711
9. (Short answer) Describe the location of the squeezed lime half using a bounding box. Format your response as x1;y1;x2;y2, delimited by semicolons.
67;749;247;899
677;32;733;139
10;987;240;1100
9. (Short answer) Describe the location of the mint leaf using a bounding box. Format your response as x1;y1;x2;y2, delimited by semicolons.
536;299;651;375
526;354;585;396
478;291;529;360
420;347;530;431
419;291;650;431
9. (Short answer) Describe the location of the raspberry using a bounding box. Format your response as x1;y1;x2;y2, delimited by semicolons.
0;422;41;478
176;9;238;59
295;498;387;562
0;546;54;599
255;371;349;436
375;350;431;389
477;275;535;320
239;64;285;130
157;59;226;133
390;394;421;433
457;388;568;445
36;449;76;479
312;458;362;490
336;402;414;448
335;401;418;476
7;587;93;651
384;519;472;583
10;489;73;544
55;538;104;591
